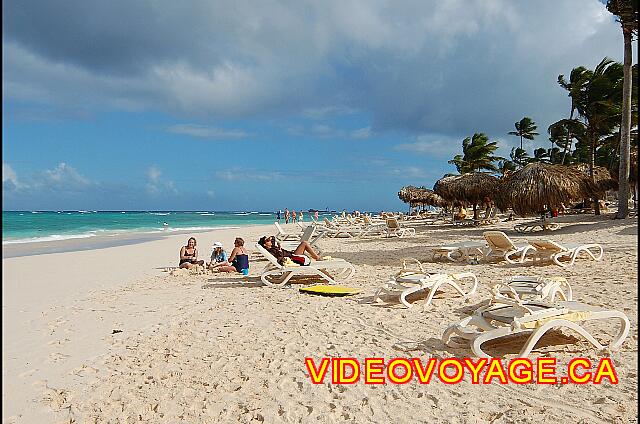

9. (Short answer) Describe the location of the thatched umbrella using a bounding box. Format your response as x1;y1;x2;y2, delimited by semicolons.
571;163;618;194
398;186;445;209
434;173;499;219
496;162;595;217
398;186;417;206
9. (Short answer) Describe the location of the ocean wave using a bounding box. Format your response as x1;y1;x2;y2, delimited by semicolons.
3;233;97;245
199;213;216;216
164;226;239;233
149;212;171;215
258;213;272;216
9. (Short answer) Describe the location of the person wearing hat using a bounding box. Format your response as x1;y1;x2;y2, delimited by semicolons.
207;241;231;272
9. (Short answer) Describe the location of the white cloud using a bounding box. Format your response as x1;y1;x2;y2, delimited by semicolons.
42;162;90;188
215;168;284;181
2;163;25;191
167;124;249;139
395;134;464;158
147;166;162;184
286;124;373;140
146;165;177;195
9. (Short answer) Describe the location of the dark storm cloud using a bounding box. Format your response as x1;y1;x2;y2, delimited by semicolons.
3;0;626;136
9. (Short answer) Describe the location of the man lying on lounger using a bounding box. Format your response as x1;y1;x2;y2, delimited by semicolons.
258;235;322;266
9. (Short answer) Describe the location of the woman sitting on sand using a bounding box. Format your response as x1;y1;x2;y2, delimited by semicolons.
258;235;321;266
228;237;250;274
207;241;232;272
179;237;205;269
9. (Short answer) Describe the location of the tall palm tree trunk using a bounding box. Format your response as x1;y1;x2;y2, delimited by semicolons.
590;130;601;215
616;24;633;219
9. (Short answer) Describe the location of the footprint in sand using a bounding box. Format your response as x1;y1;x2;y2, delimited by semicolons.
47;338;70;347
70;364;99;377
18;368;39;378
48;352;71;363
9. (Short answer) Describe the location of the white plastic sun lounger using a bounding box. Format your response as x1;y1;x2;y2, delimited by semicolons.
374;258;477;308
514;219;560;233
274;222;303;241
279;225;325;253
529;239;603;268
492;275;573;303
255;243;355;287
443;296;629;358
432;241;487;262
385;218;416;238
483;231;536;264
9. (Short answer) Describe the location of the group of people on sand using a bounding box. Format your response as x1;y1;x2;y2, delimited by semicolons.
278;209;320;224
177;234;321;274
178;237;249;274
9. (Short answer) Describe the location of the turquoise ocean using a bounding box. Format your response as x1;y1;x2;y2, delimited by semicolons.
2;211;332;245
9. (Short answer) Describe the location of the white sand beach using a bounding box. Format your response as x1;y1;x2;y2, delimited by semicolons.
2;215;638;423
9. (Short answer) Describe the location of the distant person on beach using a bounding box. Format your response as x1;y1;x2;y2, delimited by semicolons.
163;222;169;230
299;210;304;222
284;208;290;224
228;237;250;275
292;210;297;222
314;211;319;222
276;210;281;223
258;235;321;266
207;241;234;272
179;237;205;269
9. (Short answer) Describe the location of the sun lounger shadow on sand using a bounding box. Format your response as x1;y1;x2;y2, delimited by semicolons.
202;277;264;289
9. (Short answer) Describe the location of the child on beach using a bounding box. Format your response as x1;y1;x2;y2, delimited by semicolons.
179;237;205;269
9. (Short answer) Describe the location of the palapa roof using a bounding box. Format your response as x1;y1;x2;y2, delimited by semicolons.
398;186;445;207
433;172;499;205
496;162;596;216
570;163;618;193
610;148;638;184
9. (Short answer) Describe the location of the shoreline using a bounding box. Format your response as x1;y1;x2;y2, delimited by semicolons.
1;225;248;259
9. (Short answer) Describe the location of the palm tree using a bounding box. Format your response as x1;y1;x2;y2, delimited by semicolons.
569;58;624;214
509;147;530;166
558;67;590;164
607;0;638;218
448;133;502;174
508;117;539;167
547;118;587;164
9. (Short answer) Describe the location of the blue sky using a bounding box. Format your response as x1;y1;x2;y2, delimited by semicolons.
2;0;635;211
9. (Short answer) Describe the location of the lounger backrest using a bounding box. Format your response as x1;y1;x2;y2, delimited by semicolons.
386;218;400;229
274;221;287;235
483;231;516;251
255;243;283;268
323;217;335;228
300;225;314;242
529;239;565;252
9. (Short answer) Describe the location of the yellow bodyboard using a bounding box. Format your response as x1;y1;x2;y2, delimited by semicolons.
299;284;360;297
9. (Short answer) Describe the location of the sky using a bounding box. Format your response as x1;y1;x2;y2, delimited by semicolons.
2;0;636;211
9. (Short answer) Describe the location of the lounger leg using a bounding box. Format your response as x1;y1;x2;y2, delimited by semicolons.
471;327;518;358
518;319;606;357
